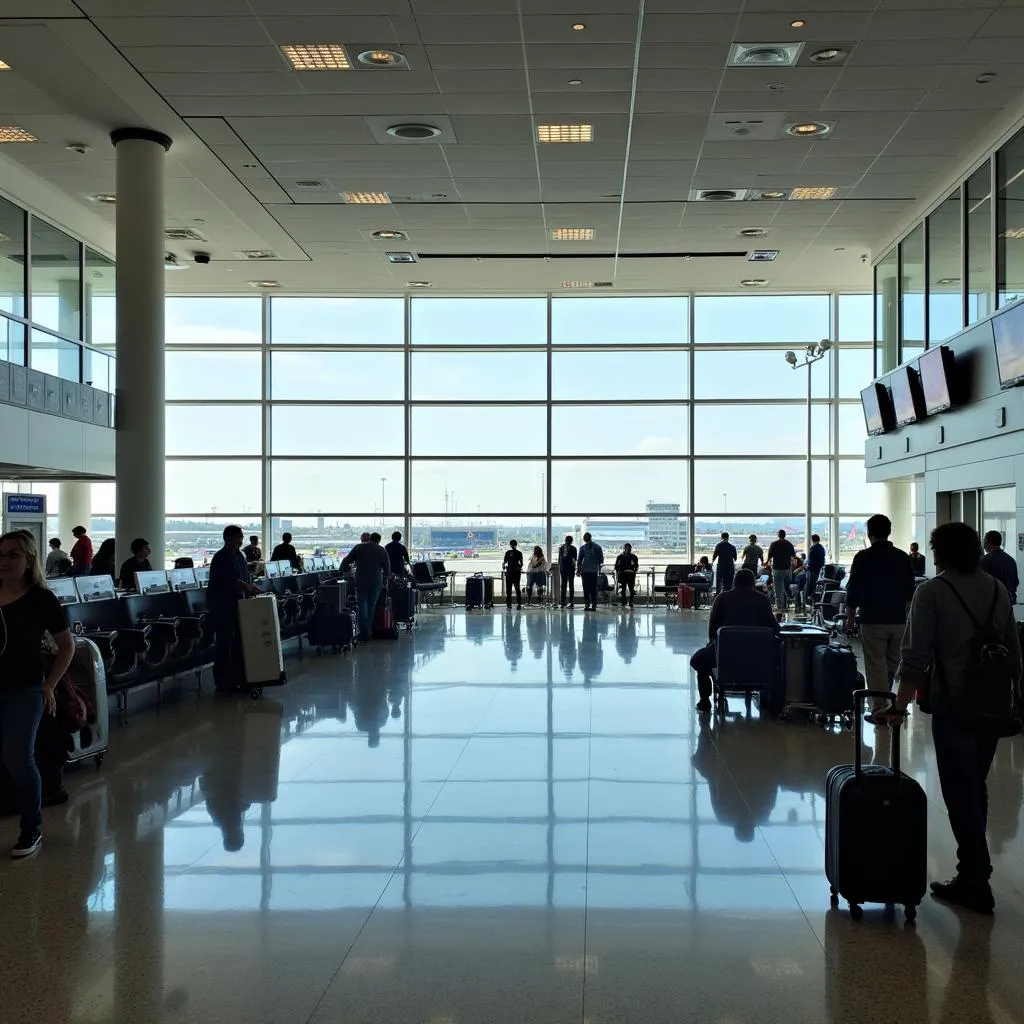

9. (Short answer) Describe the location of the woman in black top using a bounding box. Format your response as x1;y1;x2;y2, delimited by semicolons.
0;531;74;858
90;538;116;579
503;539;524;610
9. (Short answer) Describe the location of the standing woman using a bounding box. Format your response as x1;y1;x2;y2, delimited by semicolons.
526;546;548;605
0;531;74;858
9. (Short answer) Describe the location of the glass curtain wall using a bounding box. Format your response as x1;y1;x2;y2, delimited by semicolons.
151;293;877;571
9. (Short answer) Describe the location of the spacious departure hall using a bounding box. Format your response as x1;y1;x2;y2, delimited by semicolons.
3;1;1024;1022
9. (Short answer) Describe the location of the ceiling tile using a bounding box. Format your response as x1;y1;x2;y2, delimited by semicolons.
424;43;524;68
406;15;522;43
228;115;376;145
865;9;995;39
93;16;270;46
640;42;730;68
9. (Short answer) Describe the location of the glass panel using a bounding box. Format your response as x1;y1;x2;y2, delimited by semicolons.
981;486;1015;551
0;197;26;318
838;460;885;515
90;483;115;515
411;298;546;345
837;346;874;398
694;295;831;344
30;218;81;339
166;516;264;569
272;350;404;400
30;329;79;382
166;351;262;400
167;406;262;455
412;351;546;401
411;517;548;573
412;406;546;455
552;296;688;344
693;460;805;514
0;315;25;365
551;459;688;514
838;403;867;455
552;350;687;400
693;348;830;400
271;460;405;513
838;294;872;342
265;516;403;559
272;405;404;456
166;296;262;345
927;191;962;341
874;248;898;374
552;404;688;455
899;222;925;347
694;404;830;456
411;460;547;514
85;249;116;349
271;297;403;345
1000;131;1024;307
83;348;113;393
566;514;688;560
166;460;262;514
694;517;832;562
967;162;994;324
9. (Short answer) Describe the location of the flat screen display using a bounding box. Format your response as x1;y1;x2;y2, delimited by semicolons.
891;366;921;427
993;300;1024;388
860;383;891;436
918;345;952;414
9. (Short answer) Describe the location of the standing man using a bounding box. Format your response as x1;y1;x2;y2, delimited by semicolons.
766;530;796;613
242;536;262;563
614;543;639;609
909;541;926;577
577;532;605;613
270;532;300;570
806;533;827;609
844;513;916;723
385;531;411;578
340;534;392;642
981;531;1019;604
741;534;763;576
713;532;737;593
558;534;578;608
502;539;524;611
208;525;263;693
69;525;93;578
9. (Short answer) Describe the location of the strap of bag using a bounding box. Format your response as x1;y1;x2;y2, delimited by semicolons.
937;575;999;634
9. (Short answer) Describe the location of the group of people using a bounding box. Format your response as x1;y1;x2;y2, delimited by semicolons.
692;511;1022;916
45;531;155;592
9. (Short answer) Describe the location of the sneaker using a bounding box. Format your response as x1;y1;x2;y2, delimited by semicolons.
930;876;995;914
12;830;41;859
695;698;712;713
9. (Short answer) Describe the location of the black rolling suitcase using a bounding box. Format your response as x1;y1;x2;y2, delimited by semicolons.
390;580;417;628
307;607;356;652
825;689;927;921
812;643;860;724
466;573;494;610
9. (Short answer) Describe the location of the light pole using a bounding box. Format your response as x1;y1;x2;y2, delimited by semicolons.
785;339;832;552
380;477;386;528
722;492;727;515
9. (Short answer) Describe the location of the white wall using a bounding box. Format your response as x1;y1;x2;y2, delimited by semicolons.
0;403;114;476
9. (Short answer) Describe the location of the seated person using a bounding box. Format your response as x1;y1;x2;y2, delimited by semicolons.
90;539;116;579
270;532;300;570
689;568;779;713
242;535;262;563
791;556;808;609
118;537;153;591
526;546;547;605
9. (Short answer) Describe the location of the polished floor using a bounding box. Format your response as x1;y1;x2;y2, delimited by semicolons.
2;606;1023;1024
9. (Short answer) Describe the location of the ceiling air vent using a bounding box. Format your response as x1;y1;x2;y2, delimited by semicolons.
165;227;207;242
593;281;614;288
385;251;419;264
728;42;804;68
687;189;750;202
748;249;780;262
386;123;442;140
294;180;324;189
236;250;278;260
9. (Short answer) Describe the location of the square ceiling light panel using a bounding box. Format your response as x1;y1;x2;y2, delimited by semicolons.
280;44;352;70
538;123;594;143
790;187;838;200
728;42;805;68
0;126;37;142
341;191;391;204
552;228;596;241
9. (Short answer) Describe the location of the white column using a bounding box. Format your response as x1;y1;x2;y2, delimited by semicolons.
58;481;91;543
110;128;171;568
883;479;913;552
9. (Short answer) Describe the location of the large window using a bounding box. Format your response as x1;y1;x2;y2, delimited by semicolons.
0;197;26;319
30;218;80;339
694;295;830;344
412;298;545;345
552;296;687;345
967;163;995;323
928;192;963;341
271;297;403;345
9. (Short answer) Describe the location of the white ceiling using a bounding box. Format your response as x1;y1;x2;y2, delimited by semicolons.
0;0;1021;294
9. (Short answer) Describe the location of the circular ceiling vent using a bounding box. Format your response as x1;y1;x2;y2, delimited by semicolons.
386;123;442;140
701;189;739;202
736;47;791;66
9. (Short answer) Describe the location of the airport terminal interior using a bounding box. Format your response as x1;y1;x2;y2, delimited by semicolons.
4;1;1024;1021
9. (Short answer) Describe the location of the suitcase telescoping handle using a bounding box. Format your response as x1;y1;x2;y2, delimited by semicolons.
853;689;902;776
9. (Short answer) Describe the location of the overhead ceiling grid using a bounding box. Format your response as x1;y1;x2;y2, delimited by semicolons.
0;0;1021;292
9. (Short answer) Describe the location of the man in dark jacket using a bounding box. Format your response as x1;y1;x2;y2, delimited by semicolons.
806;533;826;607
981;531;1018;603
690;569;779;712
713;532;737;593
208;525;263;692
270;532;300;570
558;535;578;607
117;538;152;592
844;514;917;721
385;531;411;578
614;543;639;608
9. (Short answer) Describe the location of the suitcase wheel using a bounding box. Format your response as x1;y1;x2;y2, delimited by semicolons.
94;752;104;769
250;687;263;700
905;905;917;923
849;903;863;921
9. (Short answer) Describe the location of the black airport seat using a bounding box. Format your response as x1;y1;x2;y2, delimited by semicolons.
411;562;446;605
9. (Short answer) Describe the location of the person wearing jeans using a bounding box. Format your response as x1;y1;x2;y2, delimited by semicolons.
766;530;796;613
577;532;604;612
893;522;1021;914
805;533;827;612
0;531;75;859
341;537;391;641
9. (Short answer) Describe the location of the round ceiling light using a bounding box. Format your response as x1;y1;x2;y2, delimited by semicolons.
568;78;583;86
386;123;442;140
740;278;768;287
790;19;806;28
90;192;116;204
357;49;407;67
740;228;767;238
759;190;787;200
787;121;831;137
407;280;431;288
701;189;740;202
571;22;586;31
736;47;791;66
809;47;845;63
372;229;408;240
976;72;997;84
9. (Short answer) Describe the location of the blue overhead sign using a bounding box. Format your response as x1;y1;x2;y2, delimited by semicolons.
4;494;45;515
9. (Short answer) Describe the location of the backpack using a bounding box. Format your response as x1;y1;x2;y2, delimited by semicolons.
938;577;1022;738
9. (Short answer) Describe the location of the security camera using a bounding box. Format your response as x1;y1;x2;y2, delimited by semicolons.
860;254;869;264
785;351;798;366
193;251;211;265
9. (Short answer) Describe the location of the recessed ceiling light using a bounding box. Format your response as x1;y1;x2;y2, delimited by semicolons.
786;121;832;137
759;190;787;200
248;280;281;288
407;280;431;288
294;179;323;188
562;281;594;289
976;72;997;84
237;249;278;260
386;251;418;263
341;191;391;204
767;82;787;91
552;227;596;241
538;123;593;143
164;253;189;271
357;49;407;67
385;123;442;140
280;43;351;71
790;186;838;200
739;228;767;238
0;233;10;243
0;61;9;71
1002;228;1024;239
790;19;806;29
748;249;780;261
728;42;805;68
372;229;408;240
809;47;845;63
572;22;586;31
937;277;961;285
740;278;768;287
90;192;117;204
833;247;846;252
0;126;37;143
568;78;583;86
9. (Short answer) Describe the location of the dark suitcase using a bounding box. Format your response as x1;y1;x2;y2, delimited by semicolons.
779;624;830;710
466;574;494;610
390;581;417;627
825;689;927;921
316;580;348;616
307;608;355;652
813;643;860;721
